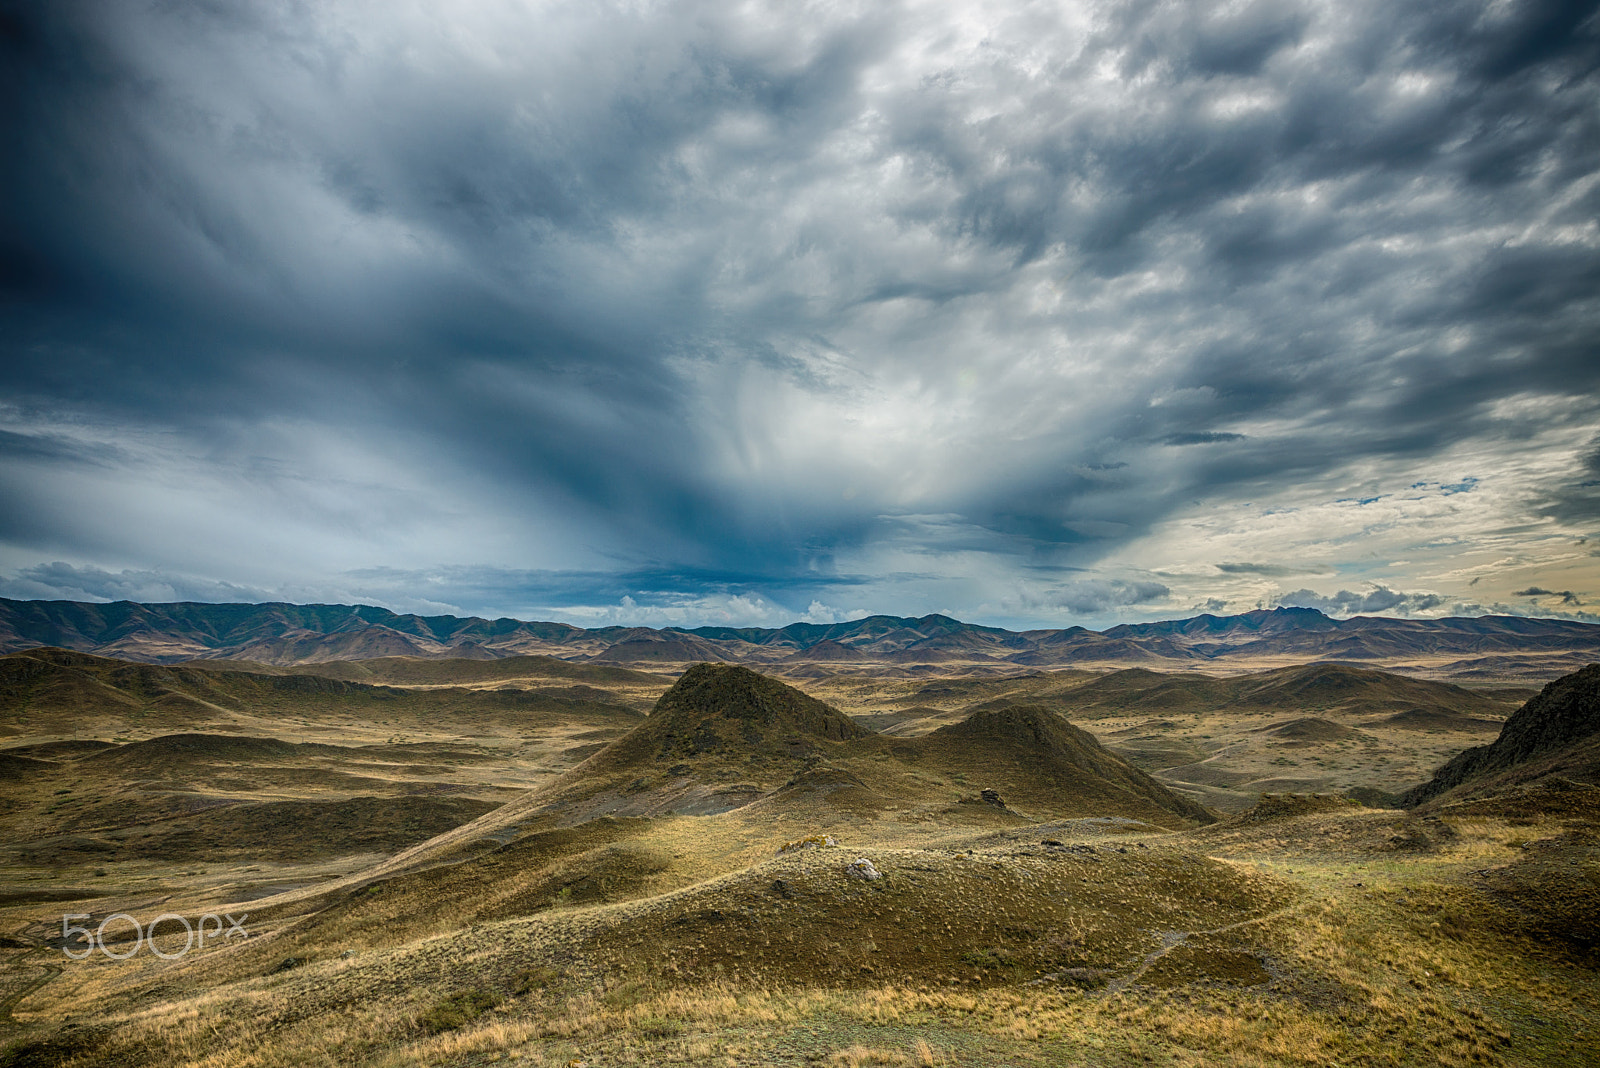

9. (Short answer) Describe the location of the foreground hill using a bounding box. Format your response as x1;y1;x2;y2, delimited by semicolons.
1402;663;1600;807
3;598;1597;678
523;663;873;820
908;704;1215;825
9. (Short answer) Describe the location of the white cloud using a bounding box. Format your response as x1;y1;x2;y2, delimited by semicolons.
545;593;798;630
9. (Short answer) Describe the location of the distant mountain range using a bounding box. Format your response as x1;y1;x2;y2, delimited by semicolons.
1;598;1596;679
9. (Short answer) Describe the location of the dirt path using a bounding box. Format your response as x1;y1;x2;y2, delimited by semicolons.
0;958;62;1031
0;922;64;1034
1104;902;1299;992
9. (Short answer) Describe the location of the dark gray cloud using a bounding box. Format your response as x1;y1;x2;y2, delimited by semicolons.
1165;432;1249;446
1277;586;1447;617
1022;579;1173;616
1513;587;1581;605
1539;434;1600;523
1;0;1597;626
1215;562;1328;577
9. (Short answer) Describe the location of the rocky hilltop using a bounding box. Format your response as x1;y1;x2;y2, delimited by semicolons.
1403;663;1600;806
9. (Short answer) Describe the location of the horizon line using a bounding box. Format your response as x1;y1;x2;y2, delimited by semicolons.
2;595;1592;632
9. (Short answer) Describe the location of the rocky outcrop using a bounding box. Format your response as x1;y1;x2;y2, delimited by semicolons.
1402;663;1600;807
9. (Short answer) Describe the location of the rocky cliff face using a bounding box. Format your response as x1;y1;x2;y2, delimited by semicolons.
1403;663;1600;806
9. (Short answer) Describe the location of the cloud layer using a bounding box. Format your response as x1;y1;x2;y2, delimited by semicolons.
2;0;1597;626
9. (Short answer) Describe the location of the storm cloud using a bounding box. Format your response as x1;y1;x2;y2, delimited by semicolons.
1513;587;1582;605
1277;585;1448;617
1;0;1597;627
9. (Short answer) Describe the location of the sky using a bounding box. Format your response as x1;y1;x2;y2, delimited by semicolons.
1;0;1597;631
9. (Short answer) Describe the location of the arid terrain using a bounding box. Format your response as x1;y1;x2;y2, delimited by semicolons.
1;609;1597;1067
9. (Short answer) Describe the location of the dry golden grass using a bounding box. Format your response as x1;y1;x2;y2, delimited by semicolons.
3;660;1597;1067
8;801;1598;1067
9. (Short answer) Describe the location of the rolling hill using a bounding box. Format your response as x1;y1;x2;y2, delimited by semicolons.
364;664;1215;860
905;704;1215;825
0;647;650;740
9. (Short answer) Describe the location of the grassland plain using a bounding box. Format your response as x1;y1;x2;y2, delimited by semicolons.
0;656;1595;1067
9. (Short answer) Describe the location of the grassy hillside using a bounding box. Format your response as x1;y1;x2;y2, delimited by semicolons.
3;658;1597;1068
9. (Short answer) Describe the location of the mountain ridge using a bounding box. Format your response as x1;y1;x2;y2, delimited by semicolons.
2;597;1597;678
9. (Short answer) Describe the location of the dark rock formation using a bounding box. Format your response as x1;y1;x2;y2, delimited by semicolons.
1402;663;1600;807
